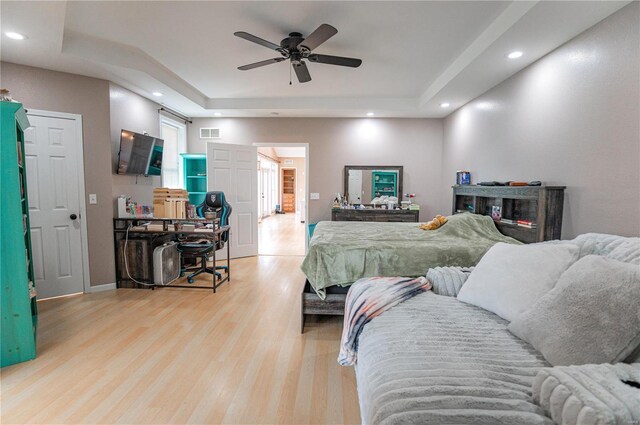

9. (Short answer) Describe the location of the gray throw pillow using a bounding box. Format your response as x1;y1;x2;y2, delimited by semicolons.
426;266;474;297
508;255;640;366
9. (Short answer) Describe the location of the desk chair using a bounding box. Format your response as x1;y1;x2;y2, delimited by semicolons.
178;191;232;284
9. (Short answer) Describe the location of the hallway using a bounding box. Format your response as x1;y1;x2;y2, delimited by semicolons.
258;212;306;256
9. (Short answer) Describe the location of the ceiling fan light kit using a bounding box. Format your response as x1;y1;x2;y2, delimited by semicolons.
234;24;362;83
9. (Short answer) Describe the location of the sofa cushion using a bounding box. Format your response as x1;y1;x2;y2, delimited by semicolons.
560;233;640;264
457;242;579;322
508;255;640;366
356;292;552;425
606;238;640;265
426;266;474;297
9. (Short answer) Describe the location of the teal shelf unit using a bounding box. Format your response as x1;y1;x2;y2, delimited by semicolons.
181;153;207;206
372;170;398;198
1;101;37;367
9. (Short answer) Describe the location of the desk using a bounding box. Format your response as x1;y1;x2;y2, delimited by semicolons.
113;218;231;292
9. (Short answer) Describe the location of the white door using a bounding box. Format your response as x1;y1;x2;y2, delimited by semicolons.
261;168;270;218
207;142;258;258
24;113;85;298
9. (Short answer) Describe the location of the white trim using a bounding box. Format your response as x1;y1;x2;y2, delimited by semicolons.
25;109;92;294
253;142;310;253
87;282;117;293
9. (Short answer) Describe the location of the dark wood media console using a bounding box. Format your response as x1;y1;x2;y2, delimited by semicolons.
452;185;566;243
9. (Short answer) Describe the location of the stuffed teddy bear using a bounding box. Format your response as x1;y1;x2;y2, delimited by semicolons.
419;215;448;231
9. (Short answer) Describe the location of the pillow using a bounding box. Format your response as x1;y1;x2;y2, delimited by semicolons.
508;255;640;366
457;242;579;321
426;266;474;297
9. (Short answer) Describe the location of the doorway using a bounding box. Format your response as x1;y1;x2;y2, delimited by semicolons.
24;110;90;298
254;144;308;256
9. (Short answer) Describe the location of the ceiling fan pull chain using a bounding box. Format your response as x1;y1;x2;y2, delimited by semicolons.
289;65;292;85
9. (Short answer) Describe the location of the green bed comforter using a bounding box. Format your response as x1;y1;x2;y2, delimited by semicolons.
301;213;520;299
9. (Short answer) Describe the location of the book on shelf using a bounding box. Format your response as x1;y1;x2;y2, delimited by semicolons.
516;220;537;228
16;141;23;167
28;281;37;299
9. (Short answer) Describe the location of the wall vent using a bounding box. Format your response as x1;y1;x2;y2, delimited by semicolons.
200;128;221;139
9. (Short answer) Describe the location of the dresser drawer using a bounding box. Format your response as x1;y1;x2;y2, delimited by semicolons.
331;209;419;222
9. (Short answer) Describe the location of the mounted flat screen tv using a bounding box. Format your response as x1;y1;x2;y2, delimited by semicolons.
116;130;164;176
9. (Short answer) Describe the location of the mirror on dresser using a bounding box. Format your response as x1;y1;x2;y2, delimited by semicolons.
344;165;404;205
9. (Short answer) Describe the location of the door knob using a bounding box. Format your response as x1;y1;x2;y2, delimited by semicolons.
70;213;78;220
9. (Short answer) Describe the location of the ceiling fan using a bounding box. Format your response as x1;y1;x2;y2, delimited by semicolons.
234;24;362;83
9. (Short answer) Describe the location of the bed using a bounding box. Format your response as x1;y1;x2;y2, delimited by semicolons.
300;213;520;331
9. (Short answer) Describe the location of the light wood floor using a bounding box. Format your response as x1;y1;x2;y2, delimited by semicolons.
1;255;360;424
258;213;306;256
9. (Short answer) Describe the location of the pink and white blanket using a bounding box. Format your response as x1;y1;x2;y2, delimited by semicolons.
338;276;431;366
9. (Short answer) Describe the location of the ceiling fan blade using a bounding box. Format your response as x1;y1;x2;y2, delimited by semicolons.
234;31;282;51
299;24;337;51
293;61;312;83
238;57;286;71
308;54;362;68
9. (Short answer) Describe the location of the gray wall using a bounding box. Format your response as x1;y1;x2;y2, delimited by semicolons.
1;2;637;292
440;3;640;238
188;118;444;223
0;61;115;285
0;66;167;287
109;83;162;208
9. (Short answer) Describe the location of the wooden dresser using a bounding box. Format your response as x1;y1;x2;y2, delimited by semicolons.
331;208;420;222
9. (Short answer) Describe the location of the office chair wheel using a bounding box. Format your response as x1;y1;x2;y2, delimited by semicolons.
188;278;194;284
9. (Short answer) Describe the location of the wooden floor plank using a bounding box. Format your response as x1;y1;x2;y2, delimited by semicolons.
1;254;361;424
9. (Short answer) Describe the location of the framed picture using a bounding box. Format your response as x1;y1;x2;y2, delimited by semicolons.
491;205;502;221
456;171;471;185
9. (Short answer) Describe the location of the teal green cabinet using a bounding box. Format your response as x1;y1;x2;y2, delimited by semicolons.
1;101;37;367
181;153;207;206
372;170;399;198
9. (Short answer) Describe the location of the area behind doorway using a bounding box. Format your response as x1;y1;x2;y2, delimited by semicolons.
257;145;307;256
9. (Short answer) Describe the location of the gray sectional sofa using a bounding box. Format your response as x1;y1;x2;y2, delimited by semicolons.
353;234;640;425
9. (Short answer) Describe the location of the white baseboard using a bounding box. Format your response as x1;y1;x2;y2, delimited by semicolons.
88;282;117;293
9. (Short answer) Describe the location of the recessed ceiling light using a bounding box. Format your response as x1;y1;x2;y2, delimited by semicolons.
366;112;374;117
214;112;222;116
5;32;26;40
152;91;163;97
507;51;523;59
440;103;450;108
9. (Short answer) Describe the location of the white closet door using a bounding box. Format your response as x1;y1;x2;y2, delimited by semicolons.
24;113;85;298
206;142;258;258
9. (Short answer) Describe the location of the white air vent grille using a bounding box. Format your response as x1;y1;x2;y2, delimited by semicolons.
200;127;221;139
